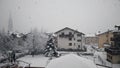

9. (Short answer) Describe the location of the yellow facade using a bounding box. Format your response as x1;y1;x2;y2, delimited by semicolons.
97;31;113;48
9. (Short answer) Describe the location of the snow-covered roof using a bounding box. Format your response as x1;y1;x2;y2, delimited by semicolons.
97;30;113;36
46;54;97;68
55;27;85;35
85;34;96;37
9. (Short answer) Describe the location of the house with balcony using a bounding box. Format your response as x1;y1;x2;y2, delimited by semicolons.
54;27;85;50
105;26;120;64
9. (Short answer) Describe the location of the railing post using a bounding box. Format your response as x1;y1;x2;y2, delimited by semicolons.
29;64;30;68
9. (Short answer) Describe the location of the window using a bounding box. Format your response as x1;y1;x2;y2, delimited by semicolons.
106;39;108;43
69;32;72;35
110;56;112;60
59;32;64;37
69;38;72;41
77;34;81;36
74;38;75;40
78;45;80;48
69;43;72;46
61;32;64;35
77;39;81;42
106;34;108;37
74;43;75;46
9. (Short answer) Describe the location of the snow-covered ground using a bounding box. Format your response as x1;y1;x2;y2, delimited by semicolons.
1;45;119;68
18;55;50;67
46;54;97;68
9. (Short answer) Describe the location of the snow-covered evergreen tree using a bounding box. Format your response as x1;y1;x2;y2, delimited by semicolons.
44;35;58;57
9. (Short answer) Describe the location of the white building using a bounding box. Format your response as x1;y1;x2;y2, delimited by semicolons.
54;27;85;50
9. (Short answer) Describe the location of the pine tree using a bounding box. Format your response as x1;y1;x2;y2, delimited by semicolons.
44;37;58;57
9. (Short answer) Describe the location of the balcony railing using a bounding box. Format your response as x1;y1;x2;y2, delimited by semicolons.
59;34;74;38
105;47;120;55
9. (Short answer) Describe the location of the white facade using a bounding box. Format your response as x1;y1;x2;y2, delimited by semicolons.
55;27;85;50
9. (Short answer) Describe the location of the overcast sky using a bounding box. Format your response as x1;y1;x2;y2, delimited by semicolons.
0;0;120;34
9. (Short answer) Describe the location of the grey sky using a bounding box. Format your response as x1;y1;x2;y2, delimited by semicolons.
0;0;120;34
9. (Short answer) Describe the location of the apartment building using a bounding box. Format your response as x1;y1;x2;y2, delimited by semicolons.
54;27;85;50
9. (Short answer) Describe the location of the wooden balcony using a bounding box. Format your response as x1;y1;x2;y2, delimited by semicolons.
59;34;74;38
105;47;120;55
